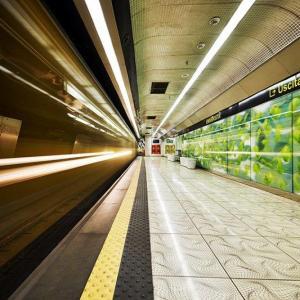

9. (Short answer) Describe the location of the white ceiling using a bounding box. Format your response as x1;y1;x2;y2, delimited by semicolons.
129;0;300;136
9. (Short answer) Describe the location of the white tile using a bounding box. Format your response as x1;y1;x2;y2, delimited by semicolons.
149;213;198;234
180;200;231;215
239;215;300;237
234;279;300;300
265;237;300;263
190;214;259;236
151;234;227;277
204;235;300;279
154;277;242;300
149;200;186;214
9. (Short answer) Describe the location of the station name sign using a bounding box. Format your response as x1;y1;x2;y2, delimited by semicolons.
269;77;300;99
205;112;221;125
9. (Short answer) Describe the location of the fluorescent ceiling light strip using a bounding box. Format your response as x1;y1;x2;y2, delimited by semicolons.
0;151;113;167
153;0;255;136
0;150;132;188
84;0;140;138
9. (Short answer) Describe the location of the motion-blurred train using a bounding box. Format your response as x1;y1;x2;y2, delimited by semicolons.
0;0;136;281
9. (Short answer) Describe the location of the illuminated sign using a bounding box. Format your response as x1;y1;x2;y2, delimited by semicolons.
206;112;221;124
166;138;174;144
269;77;300;98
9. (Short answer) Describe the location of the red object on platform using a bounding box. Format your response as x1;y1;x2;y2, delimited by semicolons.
151;144;161;154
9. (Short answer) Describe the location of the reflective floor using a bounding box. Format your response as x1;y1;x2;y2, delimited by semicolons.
145;157;300;300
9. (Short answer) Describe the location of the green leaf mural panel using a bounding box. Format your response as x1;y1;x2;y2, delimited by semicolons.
179;87;298;194
204;119;228;174
227;110;251;180
293;91;300;194
251;95;293;192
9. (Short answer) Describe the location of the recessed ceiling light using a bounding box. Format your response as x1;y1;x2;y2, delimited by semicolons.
209;16;221;26
196;42;206;50
181;74;189;78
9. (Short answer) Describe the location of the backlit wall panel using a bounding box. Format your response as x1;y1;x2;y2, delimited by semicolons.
182;89;300;194
227;110;251;180
293;91;300;194
251;94;293;192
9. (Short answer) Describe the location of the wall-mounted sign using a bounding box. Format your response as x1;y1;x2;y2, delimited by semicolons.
166;138;174;144
269;77;300;99
205;112;221;125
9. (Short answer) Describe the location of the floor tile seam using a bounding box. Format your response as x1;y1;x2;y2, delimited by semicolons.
148;200;182;203
232;215;300;221
235;214;300;220
186;233;266;237
158;168;246;300
150;232;274;237
150;233;202;236
152;275;300;281
262;236;300;264
149;213;188;216
227;213;300;217
223;202;300;210
152;275;230;279
149;213;189;217
232;278;300;282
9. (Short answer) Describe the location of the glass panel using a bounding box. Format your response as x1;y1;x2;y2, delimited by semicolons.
251;95;293;192
227;110;251;179
178;88;298;194
293;91;300;194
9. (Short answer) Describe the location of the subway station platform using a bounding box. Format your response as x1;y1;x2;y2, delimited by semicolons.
1;1;300;299
9;157;300;300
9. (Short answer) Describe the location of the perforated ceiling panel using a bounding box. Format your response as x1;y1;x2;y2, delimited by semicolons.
130;0;300;134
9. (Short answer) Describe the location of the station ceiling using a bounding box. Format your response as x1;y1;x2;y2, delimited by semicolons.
129;0;300;136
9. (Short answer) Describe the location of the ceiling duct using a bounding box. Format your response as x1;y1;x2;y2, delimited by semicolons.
146;115;156;119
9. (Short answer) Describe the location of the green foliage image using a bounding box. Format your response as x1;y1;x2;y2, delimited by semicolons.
181;89;300;194
293;93;300;194
251;94;292;192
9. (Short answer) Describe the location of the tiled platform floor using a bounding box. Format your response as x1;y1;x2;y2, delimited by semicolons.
146;157;300;300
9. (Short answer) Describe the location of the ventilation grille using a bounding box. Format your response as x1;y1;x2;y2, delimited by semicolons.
150;82;169;94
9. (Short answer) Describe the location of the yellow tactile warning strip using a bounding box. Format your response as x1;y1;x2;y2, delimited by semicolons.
80;158;141;300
